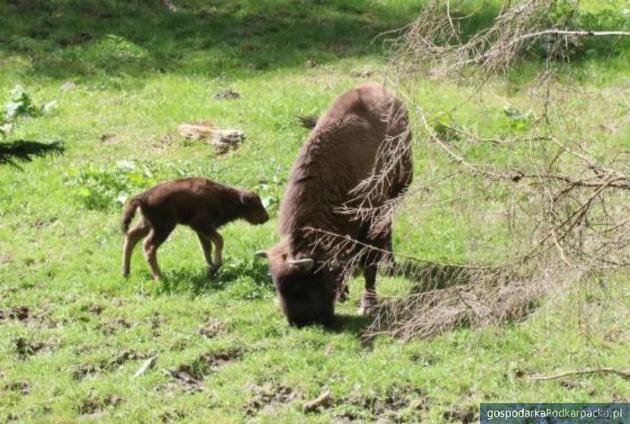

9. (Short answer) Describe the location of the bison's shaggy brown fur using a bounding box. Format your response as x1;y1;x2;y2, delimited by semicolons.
122;177;268;280
260;82;413;326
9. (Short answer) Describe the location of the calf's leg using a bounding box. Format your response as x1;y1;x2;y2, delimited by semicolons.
191;221;223;274
142;224;174;280
195;231;213;266
207;230;224;268
122;218;150;277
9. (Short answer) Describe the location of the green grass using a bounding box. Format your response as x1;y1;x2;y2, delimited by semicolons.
1;1;628;422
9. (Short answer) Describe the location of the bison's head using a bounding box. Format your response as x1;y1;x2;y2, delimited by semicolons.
257;242;339;327
240;191;270;225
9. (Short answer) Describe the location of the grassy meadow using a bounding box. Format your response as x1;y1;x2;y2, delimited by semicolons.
0;0;628;422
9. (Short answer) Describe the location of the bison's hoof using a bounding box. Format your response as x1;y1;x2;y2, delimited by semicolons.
336;286;349;303
357;304;376;316
358;291;377;316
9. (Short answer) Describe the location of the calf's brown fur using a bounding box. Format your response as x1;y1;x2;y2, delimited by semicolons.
122;177;269;280
259;82;413;327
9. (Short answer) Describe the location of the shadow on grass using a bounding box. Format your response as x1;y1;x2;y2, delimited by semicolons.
0;0;424;80
1;1;625;84
0;140;64;168
383;258;476;294
158;268;223;295
329;313;375;347
157;256;272;297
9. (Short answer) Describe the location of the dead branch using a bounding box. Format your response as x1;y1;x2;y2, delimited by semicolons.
531;368;630;381
307;0;630;341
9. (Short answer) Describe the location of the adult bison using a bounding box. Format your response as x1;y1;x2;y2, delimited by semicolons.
258;82;413;327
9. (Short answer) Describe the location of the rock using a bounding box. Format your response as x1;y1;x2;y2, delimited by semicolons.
176;123;245;152
213;89;240;100
305;58;319;68
351;68;375;78
61;81;77;91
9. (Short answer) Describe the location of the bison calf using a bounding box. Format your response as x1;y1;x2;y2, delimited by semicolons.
121;177;269;280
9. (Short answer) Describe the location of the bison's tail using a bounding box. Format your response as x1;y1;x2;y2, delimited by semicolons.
121;196;142;233
297;115;318;130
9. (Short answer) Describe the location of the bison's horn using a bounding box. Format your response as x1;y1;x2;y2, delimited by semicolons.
288;257;314;272
254;251;268;259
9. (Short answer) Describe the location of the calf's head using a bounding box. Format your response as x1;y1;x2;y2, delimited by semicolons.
257;243;338;327
240;191;269;224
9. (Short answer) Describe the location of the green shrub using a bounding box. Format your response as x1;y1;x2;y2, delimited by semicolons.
64;160;159;210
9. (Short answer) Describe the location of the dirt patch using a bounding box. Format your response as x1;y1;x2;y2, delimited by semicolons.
78;392;123;417
169;349;242;391
109;349;148;368
150;312;164;336
72;349;151;379
198;317;225;338
243;383;296;416
72;363;102;380
160;409;187;423
0;306;30;321
442;405;476;423
339;385;428;422
198;349;241;368
14;337;55;359
81;303;105;315
32;217;57;229
5;413;20;422
5;381;30;395
168;365;205;392
97;317;132;335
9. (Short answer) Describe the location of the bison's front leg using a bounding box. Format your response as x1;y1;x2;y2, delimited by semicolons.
336;280;349;303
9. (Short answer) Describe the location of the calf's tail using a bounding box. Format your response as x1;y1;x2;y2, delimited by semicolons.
121;196;142;233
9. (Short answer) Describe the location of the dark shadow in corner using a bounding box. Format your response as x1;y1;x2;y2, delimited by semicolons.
0;0;425;80
0;140;64;168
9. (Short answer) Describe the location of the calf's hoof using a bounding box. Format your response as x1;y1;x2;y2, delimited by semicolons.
207;264;221;276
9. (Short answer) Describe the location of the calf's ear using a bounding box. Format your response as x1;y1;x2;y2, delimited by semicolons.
240;191;259;206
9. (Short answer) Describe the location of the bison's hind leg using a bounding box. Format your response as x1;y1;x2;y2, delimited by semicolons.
122;217;151;277
358;225;393;316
